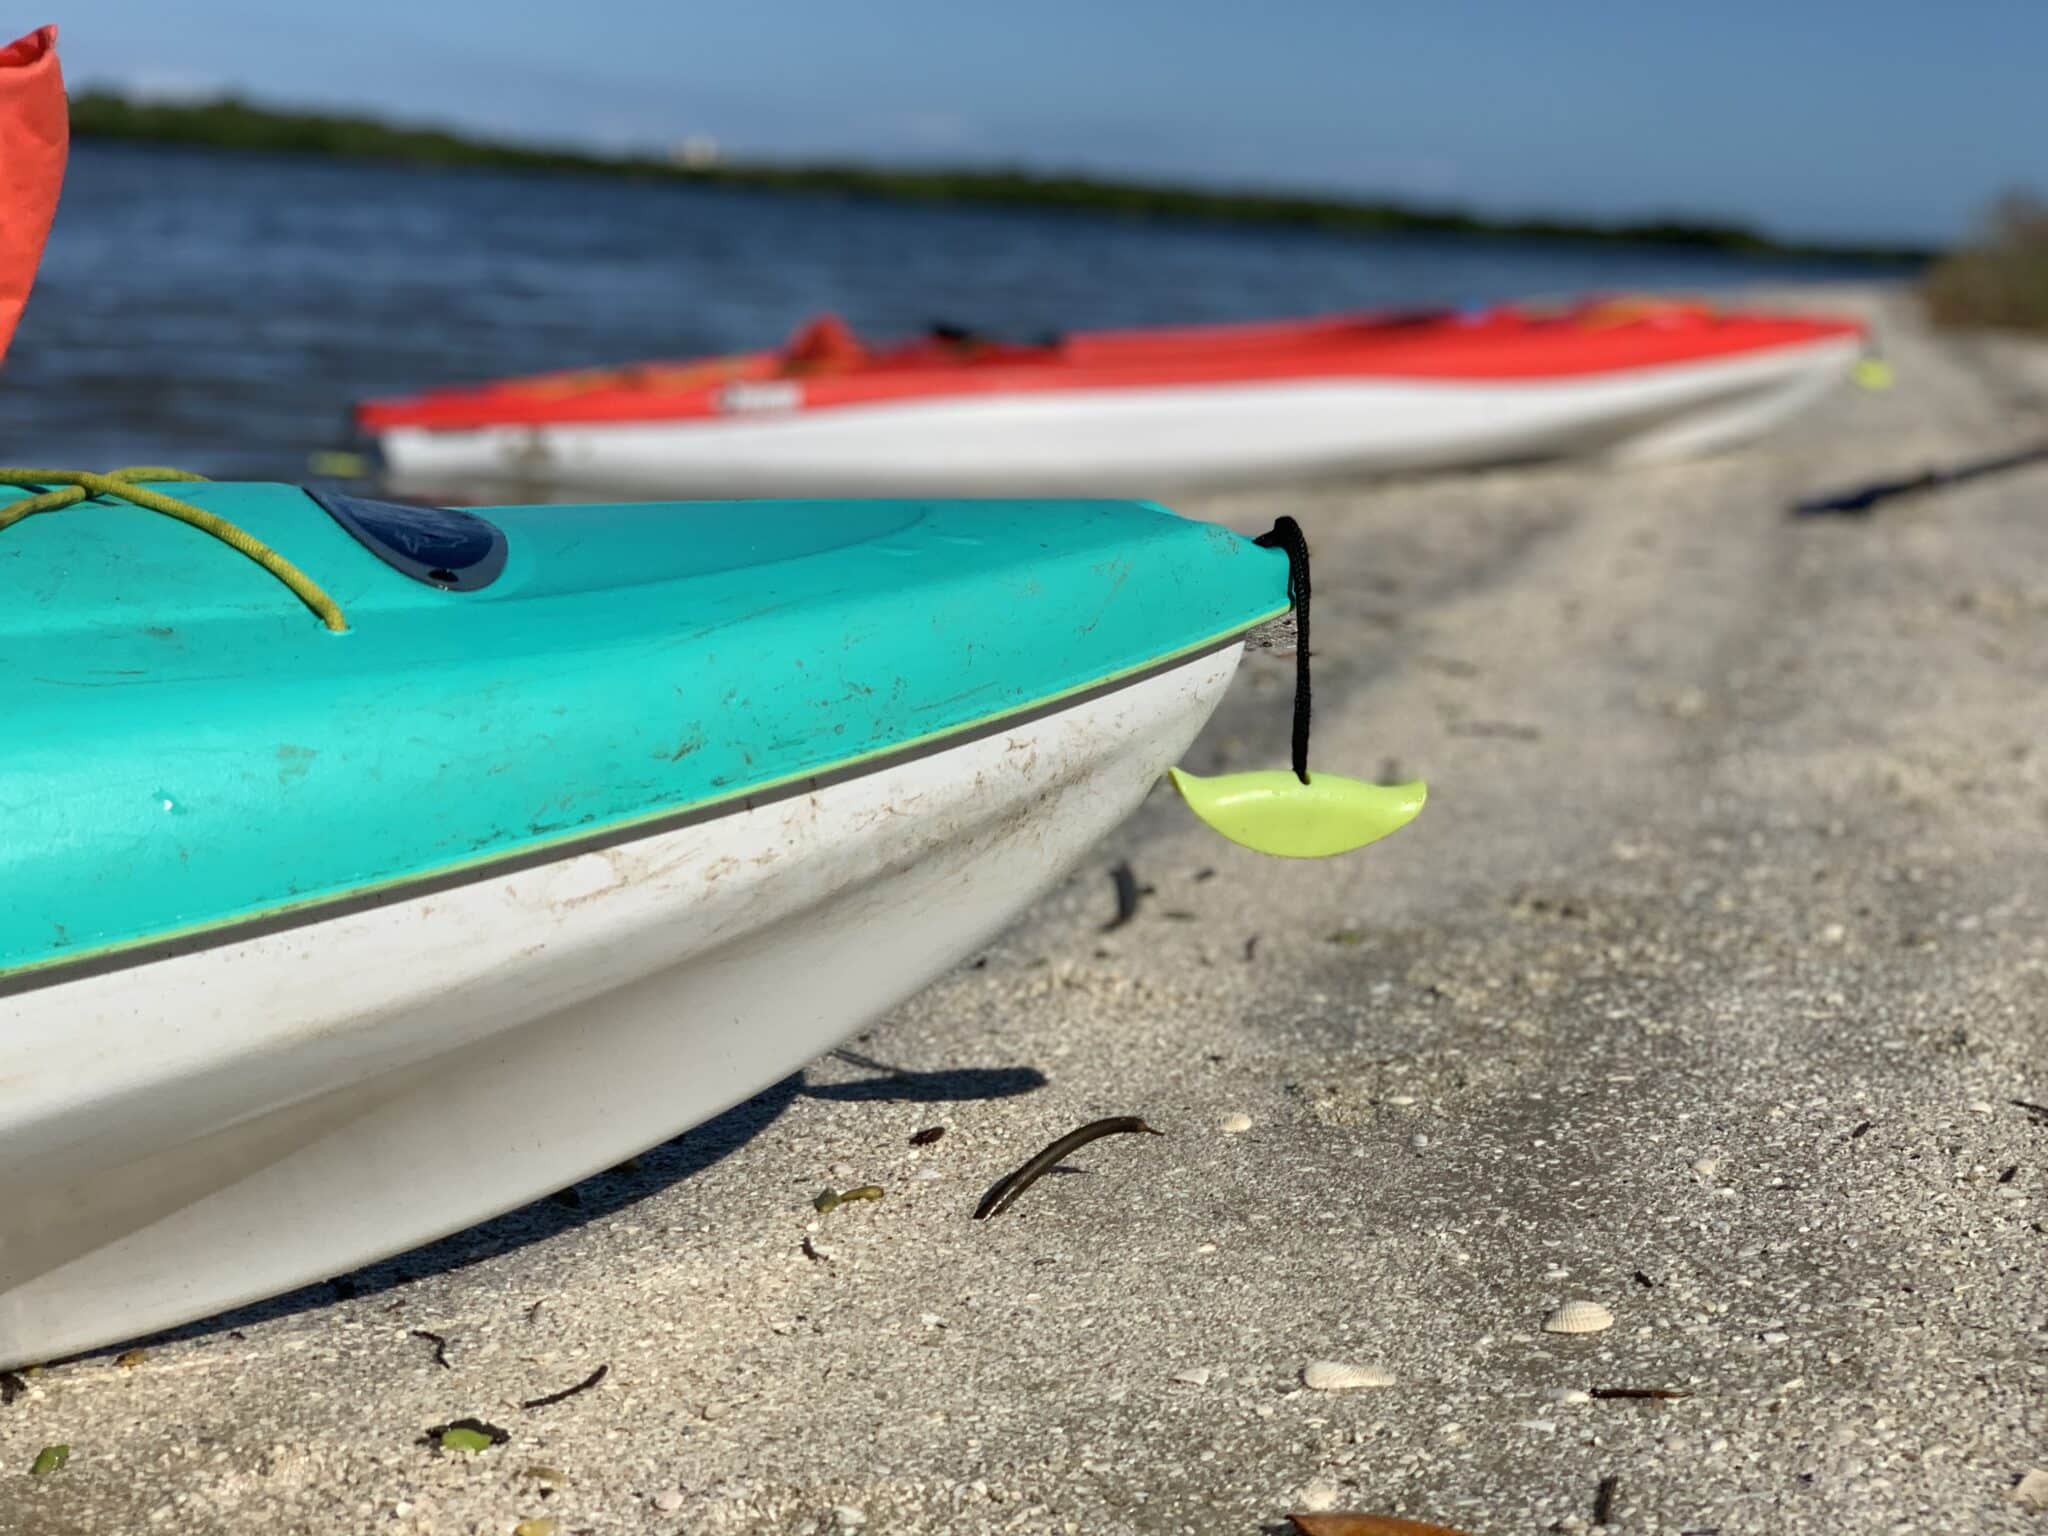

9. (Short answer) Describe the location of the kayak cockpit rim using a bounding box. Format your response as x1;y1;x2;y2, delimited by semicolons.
0;609;1285;996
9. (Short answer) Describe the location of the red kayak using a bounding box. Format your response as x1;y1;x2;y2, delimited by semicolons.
359;297;1866;495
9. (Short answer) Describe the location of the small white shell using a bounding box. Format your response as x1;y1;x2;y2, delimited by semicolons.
1301;1359;1397;1390
2011;1468;2048;1510
1171;1367;1212;1387
1220;1112;1254;1134
1297;1478;1343;1513
1542;1300;1615;1335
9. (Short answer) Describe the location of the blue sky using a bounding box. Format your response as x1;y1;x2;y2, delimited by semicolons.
42;2;2048;244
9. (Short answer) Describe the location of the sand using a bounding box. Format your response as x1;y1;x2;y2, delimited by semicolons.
4;284;2045;1536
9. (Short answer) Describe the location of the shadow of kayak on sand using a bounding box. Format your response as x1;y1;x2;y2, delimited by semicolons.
106;1055;1046;1358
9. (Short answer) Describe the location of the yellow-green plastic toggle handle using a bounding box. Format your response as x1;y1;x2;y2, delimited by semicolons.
1169;767;1426;859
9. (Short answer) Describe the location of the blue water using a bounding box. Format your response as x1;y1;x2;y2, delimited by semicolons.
7;142;1888;483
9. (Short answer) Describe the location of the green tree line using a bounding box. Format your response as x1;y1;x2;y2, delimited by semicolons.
68;90;1931;264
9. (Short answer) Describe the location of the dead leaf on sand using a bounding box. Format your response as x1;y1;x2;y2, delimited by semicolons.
1287;1514;1477;1536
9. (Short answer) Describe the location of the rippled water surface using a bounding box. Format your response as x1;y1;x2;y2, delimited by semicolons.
7;143;1886;483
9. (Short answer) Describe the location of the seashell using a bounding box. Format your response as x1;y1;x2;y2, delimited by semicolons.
1691;1157;1721;1179
1296;1477;1344;1513
1172;1367;1212;1387
1542;1300;1615;1335
1220;1112;1254;1133
1302;1360;1397;1391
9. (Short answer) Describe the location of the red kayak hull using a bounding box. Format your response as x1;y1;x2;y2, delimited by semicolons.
359;298;1863;436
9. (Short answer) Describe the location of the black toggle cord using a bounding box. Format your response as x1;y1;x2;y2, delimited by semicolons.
1253;516;1312;784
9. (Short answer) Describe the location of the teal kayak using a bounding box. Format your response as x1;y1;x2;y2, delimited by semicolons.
0;481;1289;980
1;477;1300;1369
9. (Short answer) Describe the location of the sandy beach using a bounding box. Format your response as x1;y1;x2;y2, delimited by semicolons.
5;282;2045;1535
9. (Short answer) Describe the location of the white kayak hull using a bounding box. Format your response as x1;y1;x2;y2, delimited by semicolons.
0;646;1241;1368
376;338;1860;497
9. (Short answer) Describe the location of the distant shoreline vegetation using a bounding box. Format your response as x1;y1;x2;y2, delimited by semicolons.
1922;192;2048;332
69;89;1931;265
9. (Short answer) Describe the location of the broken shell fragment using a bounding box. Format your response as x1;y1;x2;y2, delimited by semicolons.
1297;1477;1344;1513
1542;1300;1615;1335
1302;1360;1397;1391
2011;1468;2048;1510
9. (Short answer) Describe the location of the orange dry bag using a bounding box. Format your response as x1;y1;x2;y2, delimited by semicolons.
1;25;66;363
